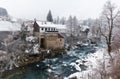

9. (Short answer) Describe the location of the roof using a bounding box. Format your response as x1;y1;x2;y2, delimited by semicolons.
36;21;66;29
33;21;40;32
0;21;21;31
80;25;89;31
58;34;64;38
33;21;39;28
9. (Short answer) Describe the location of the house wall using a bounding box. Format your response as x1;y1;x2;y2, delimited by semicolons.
43;33;64;49
45;33;58;49
57;38;64;49
40;27;58;33
33;32;64;49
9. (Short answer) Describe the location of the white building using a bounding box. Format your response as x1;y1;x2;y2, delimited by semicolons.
36;21;66;33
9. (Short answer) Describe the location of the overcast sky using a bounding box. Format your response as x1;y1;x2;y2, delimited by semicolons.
0;0;120;20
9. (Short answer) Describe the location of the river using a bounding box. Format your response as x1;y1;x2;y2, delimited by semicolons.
9;45;98;79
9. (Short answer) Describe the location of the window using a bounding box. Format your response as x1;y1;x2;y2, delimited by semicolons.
41;28;44;30
51;28;54;31
48;28;50;31
45;28;47;31
54;28;55;31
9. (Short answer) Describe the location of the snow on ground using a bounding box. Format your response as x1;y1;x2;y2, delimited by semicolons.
70;63;81;71
85;48;105;69
67;48;111;79
25;44;40;54
0;50;7;61
26;36;37;42
33;44;39;54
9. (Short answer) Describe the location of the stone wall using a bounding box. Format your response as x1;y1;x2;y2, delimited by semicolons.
34;32;64;49
45;33;64;49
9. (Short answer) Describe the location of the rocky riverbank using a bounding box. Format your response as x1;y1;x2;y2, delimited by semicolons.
1;44;98;79
19;48;66;66
1;48;66;79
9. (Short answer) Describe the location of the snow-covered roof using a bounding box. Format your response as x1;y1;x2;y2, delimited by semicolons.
36;21;66;29
80;25;89;31
0;21;21;31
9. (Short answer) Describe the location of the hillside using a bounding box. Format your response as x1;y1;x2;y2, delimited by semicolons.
0;7;8;16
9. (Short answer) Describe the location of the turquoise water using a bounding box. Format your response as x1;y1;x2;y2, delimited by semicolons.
10;45;97;79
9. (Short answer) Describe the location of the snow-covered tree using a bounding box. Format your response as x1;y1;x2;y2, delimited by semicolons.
73;16;78;35
67;16;73;36
100;1;120;58
60;17;66;25
66;15;79;36
21;23;27;41
90;19;101;38
54;16;60;24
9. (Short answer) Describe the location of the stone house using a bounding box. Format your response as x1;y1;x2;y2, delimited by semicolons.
33;21;65;49
77;25;90;43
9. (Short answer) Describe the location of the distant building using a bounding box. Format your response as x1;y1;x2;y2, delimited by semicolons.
0;21;21;31
33;21;65;49
0;21;21;41
79;25;89;36
76;25;90;43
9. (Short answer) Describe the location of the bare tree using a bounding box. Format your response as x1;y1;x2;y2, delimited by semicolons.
100;1;120;59
73;16;78;35
90;19;101;37
67;15;73;36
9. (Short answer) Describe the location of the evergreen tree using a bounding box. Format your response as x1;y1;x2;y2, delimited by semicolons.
47;10;53;22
